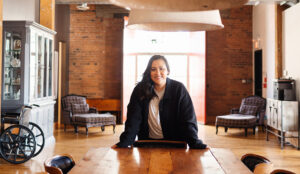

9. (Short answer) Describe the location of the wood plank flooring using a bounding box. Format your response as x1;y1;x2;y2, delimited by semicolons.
1;124;300;174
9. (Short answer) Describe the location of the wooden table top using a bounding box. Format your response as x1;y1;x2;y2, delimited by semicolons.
69;147;252;174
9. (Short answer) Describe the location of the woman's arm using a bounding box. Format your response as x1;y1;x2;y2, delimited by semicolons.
116;87;143;147
179;87;207;149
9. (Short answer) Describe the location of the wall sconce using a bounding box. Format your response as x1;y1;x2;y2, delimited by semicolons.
253;37;261;49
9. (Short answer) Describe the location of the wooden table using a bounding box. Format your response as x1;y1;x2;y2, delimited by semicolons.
69;147;251;174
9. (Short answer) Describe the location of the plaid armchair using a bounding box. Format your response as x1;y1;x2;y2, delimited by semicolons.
215;95;266;136
61;94;116;135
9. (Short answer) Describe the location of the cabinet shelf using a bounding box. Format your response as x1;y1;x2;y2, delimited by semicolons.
4;66;21;68
12;49;21;51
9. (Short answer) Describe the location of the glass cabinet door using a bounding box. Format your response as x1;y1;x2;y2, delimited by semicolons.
29;31;54;100
37;35;44;98
48;39;53;97
3;31;22;100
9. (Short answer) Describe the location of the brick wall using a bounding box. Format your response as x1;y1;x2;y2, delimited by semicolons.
206;6;253;123
68;5;123;99
66;5;252;121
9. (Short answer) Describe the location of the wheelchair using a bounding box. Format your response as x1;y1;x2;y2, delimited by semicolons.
0;105;45;164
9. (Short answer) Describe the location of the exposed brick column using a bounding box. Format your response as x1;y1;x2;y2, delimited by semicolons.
206;6;253;123
68;5;123;99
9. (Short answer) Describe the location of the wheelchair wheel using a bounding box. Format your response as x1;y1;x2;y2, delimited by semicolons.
28;122;45;157
0;124;36;164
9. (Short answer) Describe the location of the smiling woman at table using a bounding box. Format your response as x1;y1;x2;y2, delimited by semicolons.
113;55;207;149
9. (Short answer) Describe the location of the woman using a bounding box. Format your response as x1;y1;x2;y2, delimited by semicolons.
115;55;207;149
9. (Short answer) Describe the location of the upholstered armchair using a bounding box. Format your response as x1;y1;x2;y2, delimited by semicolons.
61;94;116;135
215;95;266;136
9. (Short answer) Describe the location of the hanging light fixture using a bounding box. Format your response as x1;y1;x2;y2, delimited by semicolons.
127;10;224;32
109;0;248;11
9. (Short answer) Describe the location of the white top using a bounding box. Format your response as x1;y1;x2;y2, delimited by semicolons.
148;88;165;139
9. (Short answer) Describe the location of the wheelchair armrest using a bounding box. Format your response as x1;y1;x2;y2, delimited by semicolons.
1;112;20;117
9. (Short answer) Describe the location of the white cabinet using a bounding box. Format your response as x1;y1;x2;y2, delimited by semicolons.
1;21;57;145
266;98;299;149
2;21;56;112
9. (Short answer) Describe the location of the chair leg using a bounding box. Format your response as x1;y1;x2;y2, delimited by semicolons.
101;126;105;132
225;127;228;133
113;124;116;134
245;128;248;136
64;124;67;132
86;127;88;135
74;125;78;133
262;125;265;132
216;126;218;134
253;126;256;135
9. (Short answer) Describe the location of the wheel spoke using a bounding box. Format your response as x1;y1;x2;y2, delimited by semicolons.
28;122;45;157
18;127;22;137
22;143;35;149
19;148;27;158
7;149;14;156
14;151;17;161
1;140;11;149
7;131;14;142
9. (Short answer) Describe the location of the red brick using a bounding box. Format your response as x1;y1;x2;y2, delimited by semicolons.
206;6;253;122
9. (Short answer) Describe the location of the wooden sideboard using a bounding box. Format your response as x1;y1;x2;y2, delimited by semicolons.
86;99;122;124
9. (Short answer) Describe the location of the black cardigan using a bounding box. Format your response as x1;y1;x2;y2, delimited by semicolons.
117;78;206;149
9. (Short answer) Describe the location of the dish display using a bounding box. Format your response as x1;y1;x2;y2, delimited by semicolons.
14;39;21;50
10;58;21;67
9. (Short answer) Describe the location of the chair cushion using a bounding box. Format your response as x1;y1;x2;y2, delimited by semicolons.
71;103;89;114
241;96;266;113
215;114;257;127
62;95;87;111
239;105;258;116
72;113;116;123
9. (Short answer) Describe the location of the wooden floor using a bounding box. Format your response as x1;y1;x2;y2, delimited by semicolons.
1;124;300;174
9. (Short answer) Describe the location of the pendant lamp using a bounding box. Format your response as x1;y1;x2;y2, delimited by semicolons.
127;10;224;32
109;0;248;11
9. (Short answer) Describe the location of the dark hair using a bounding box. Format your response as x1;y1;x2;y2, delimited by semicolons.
137;55;170;101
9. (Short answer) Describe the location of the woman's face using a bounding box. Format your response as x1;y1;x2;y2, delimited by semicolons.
150;59;169;87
